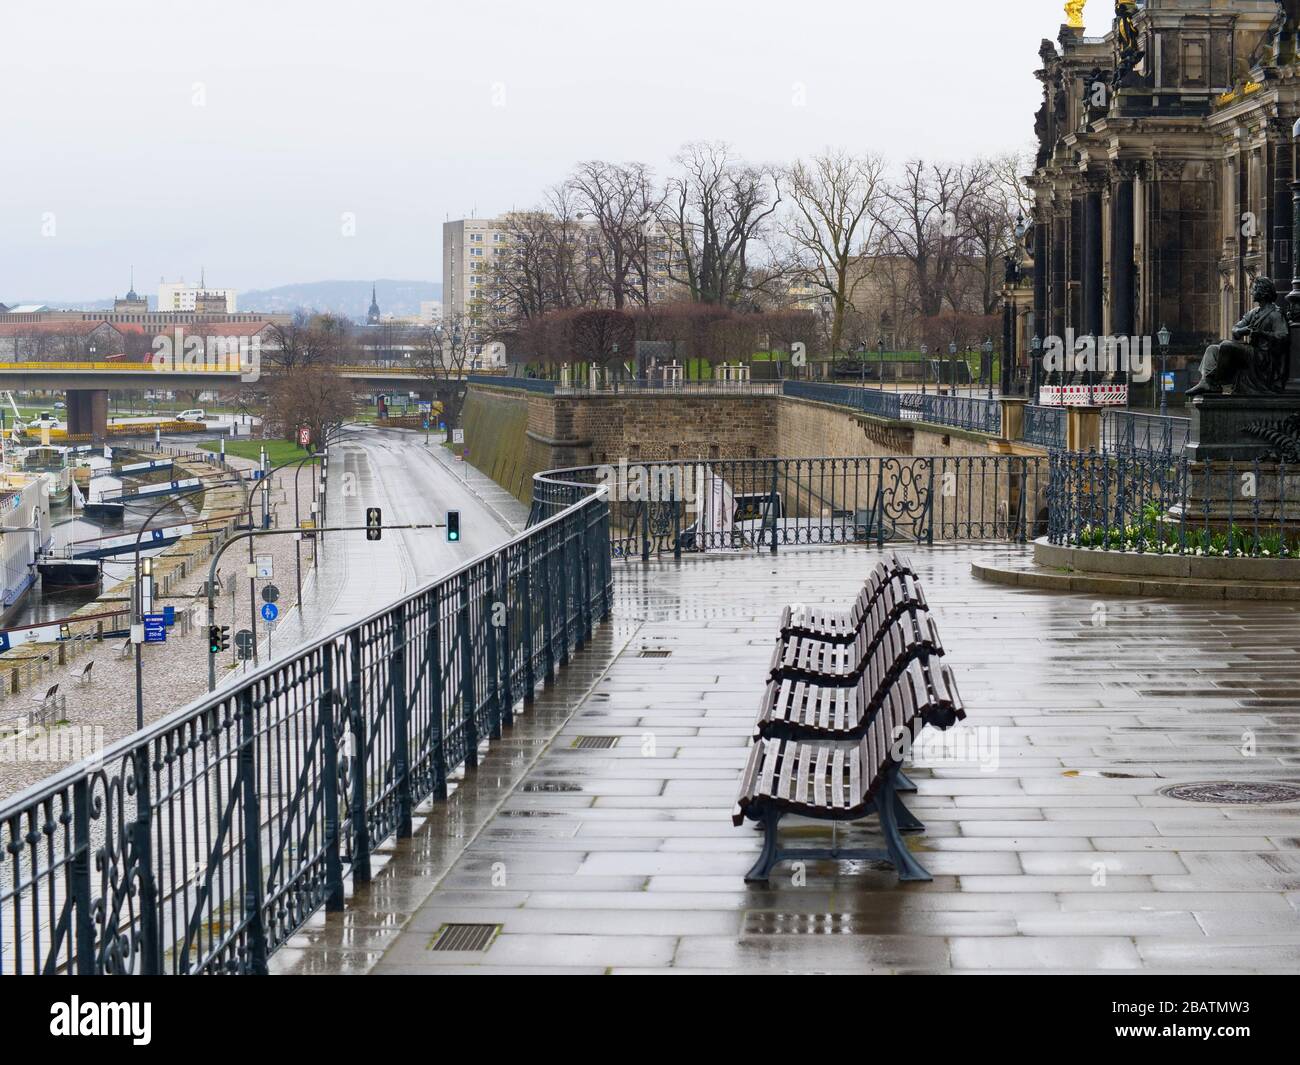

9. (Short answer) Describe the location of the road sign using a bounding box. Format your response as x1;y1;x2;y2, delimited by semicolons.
452;429;464;444
261;603;279;622
256;555;273;579
298;426;311;448
235;629;255;660
163;605;175;626
423;420;429;430
1162;372;1176;393
143;614;167;644
262;584;280;605
366;507;382;541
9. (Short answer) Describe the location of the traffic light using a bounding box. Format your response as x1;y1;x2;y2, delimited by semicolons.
208;625;230;654
447;510;460;542
366;507;382;541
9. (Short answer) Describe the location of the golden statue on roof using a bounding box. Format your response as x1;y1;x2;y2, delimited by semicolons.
1065;0;1086;29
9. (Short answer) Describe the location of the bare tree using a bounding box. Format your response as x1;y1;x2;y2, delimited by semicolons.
874;160;993;320
414;314;474;427
265;365;354;449
660;142;782;307
781;150;887;354
568;160;662;309
265;311;354;372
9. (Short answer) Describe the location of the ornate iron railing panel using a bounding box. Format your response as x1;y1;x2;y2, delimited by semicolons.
1022;404;1067;451
1101;409;1190;457
910;394;1003;435
0;481;611;975
535;456;1050;561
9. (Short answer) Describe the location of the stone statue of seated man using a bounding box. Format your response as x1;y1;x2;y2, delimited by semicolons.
1187;277;1290;396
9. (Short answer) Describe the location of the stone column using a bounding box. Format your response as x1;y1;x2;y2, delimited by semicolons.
1111;164;1137;337
1082;179;1105;337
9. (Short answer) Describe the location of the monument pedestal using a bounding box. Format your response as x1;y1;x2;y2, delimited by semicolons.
1172;462;1300;530
1185;394;1300;463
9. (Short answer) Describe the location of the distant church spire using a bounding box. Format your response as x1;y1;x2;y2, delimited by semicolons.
126;266;138;301
367;284;381;325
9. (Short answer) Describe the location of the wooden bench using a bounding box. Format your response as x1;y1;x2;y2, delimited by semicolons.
733;676;932;883
778;555;919;646
75;660;95;687
770;607;944;688
755;655;965;743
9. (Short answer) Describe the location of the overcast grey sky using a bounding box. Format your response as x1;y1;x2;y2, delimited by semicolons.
0;0;1105;301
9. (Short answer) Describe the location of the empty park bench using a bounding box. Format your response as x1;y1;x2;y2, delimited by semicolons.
75;660;95;687
734;677;933;883
779;555;922;646
26;684;61;730
733;559;966;885
756;655;964;743
770;606;944;689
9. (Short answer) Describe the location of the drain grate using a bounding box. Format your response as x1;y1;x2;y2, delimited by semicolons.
743;912;866;936
570;735;618;750
639;650;672;658
1160;781;1300;805
521;781;584;793
428;923;500;952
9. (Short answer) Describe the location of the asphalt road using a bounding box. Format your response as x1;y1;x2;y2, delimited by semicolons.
241;426;526;670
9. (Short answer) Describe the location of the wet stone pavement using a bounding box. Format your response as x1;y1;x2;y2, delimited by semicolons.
273;545;1300;974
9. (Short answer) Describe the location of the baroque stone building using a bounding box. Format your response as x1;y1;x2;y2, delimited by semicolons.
1026;0;1300;391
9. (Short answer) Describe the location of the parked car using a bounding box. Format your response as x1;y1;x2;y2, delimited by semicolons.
177;409;206;422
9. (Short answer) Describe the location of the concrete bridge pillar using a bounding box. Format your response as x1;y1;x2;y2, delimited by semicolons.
66;389;109;439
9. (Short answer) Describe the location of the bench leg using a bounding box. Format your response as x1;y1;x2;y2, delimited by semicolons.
744;809;782;884
877;776;932;883
896;770;918;793
892;793;925;835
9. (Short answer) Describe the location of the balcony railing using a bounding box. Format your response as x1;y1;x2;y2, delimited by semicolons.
0;472;611;974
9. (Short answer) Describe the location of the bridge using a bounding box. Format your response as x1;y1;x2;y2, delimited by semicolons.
1;428;1296;976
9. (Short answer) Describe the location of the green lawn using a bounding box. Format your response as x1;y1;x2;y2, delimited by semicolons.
200;439;318;466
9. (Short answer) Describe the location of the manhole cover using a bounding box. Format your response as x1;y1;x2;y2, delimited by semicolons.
1160;781;1300;805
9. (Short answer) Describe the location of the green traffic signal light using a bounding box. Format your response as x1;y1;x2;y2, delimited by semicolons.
447;511;460;542
208;625;221;654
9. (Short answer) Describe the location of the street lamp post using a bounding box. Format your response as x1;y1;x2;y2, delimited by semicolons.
1157;325;1171;417
1031;335;1042;405
877;338;886;394
947;342;958;397
920;344;929;397
983;339;994;401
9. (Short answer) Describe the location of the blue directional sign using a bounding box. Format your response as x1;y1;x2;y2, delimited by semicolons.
143;614;167;643
163;605;175;626
261;603;279;622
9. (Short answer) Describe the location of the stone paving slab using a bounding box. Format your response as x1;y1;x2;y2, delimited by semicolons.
285;544;1300;974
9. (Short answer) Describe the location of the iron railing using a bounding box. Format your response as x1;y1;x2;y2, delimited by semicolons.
1101;409;1190;457
1023;404;1067;451
1048;451;1297;557
0;479;611;974
782;381;902;420
535;455;1049;561
905;393;1002;435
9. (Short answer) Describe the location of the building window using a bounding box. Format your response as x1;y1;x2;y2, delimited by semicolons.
1183;40;1206;85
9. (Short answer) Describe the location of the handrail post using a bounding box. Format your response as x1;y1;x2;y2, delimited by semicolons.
428;592;448;799
521;546;537;701
485;577;503;741
459;571;479;770
71;777;96;974
320;646;345;911
131;743;162;975
541;532;556;682
237;686;269;974
390;605;412;839
558;521;572;667
497;552;514;730
347;629;371;883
